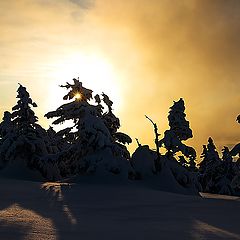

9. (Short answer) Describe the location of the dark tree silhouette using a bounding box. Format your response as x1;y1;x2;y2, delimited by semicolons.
145;115;161;171
45;78;132;177
159;98;196;169
0;84;60;180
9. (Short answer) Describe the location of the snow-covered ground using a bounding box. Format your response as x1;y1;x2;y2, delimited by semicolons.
0;178;239;240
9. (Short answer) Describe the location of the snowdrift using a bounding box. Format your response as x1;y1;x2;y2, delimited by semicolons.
0;179;239;240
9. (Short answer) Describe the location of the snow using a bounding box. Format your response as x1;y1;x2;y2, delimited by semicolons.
131;145;156;177
0;159;45;182
0;178;239;240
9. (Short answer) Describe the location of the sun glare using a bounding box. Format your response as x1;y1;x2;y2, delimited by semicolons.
75;93;81;100
48;53;122;112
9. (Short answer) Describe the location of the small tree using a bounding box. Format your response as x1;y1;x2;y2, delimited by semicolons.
0;111;14;139
0;84;60;180
198;137;221;193
11;84;38;132
230;115;240;158
0;111;15;168
199;138;220;173
102;93;132;158
0;84;39;165
159;98;196;166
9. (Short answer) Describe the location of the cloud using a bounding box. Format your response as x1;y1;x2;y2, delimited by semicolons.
88;0;240;154
69;0;94;9
0;0;239;156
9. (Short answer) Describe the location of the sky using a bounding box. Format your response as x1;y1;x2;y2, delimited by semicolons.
0;0;239;158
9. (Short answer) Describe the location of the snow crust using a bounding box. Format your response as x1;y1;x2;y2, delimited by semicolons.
0;179;239;240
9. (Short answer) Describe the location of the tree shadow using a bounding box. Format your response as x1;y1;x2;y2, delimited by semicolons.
0;179;240;240
189;194;240;239
0;179;74;240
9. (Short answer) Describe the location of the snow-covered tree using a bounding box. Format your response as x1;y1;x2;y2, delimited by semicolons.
167;98;193;141
0;84;39;165
45;79;111;157
45;78;132;177
11;84;38;131
198;137;221;193
0;84;60;180
214;147;236;195
230;115;240;158
178;155;188;168
159;98;196;168
101;92;132;159
199;138;220;173
131;99;200;194
198;138;240;196
131;145;156;178
0;111;14;139
0;111;15;168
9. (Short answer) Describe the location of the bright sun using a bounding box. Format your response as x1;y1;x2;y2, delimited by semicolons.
48;53;122;111
75;93;81;99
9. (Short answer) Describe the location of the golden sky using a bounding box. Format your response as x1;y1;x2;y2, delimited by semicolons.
0;0;239;158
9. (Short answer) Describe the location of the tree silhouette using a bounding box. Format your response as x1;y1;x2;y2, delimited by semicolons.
159;98;196;167
0;84;60;180
45;78;132;177
145;115;161;172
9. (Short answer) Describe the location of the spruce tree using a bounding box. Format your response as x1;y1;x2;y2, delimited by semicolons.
11;84;38;132
0;84;39;165
230;115;240;157
198;137;221;193
0;111;15;168
167;98;193;141
0;111;14;139
102;92;132;157
45;79;111;155
159;98;196;166
0;84;60;180
216;147;234;195
45;78;132;176
199;137;220;173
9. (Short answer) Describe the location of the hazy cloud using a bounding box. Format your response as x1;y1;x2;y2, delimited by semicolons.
88;0;240;154
69;0;94;9
0;0;239;157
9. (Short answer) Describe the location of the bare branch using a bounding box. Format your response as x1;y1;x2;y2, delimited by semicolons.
135;138;141;147
145;115;161;172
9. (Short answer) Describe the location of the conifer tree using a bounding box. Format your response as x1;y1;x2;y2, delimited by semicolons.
132;99;200;194
230;114;240;157
159;98;196;165
198;137;221;193
45;79;111;156
45;78;132;176
0;84;60;180
0;84;39;165
0;111;14;139
0;111;15;168
102;92;132;157
215;147;235;195
11;84;38;132
199;137;220;173
168;98;193;141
